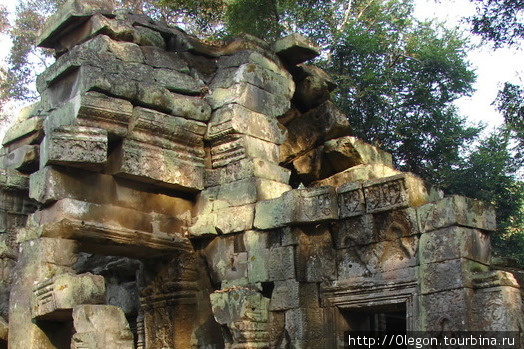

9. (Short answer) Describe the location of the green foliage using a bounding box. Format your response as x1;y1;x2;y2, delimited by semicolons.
327;0;479;185
495;82;524;161
470;0;524;47
445;130;524;263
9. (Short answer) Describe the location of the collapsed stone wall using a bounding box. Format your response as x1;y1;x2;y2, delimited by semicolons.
0;0;523;348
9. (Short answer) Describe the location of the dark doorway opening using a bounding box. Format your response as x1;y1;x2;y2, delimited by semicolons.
338;303;407;348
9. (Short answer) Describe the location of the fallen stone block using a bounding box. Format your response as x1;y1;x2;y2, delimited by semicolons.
312;163;402;187
417;195;497;233
31;273;105;321
40;126;107;171
291;146;331;183
71;305;134;349
291;64;336;110
273;33;321;65
323;136;393;171
206;103;287;145
280;100;352;163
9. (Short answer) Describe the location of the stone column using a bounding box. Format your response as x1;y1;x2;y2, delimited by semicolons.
8;237;77;348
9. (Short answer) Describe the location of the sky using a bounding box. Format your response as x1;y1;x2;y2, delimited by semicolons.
414;0;522;130
0;0;522;133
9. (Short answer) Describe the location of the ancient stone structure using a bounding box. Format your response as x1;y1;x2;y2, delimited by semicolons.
0;0;523;348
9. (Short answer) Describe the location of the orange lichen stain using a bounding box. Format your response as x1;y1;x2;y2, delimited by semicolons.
58;285;68;291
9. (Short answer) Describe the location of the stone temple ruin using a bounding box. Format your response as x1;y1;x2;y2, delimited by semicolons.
0;0;523;348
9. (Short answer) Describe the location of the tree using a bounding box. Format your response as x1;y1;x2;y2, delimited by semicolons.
494;82;524;161
327;0;479;185
445;129;524;263
469;0;524;47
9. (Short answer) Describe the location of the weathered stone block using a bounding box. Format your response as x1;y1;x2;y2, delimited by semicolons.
214;177;290;208
207;103;287;145
202;235;248;284
0;316;6;345
247;247;270;283
27;199;190;255
133;25;165;48
3;145;39;172
285;306;324;341
141;46;190;72
217;50;287;77
472;284;522;331
108;138;204;191
205;158;291;187
419;258;489;294
419;288;475;331
0;169;30;192
363;173;431;213
270;281;318;311
44;91;133;137
31;273;105;321
190;204;255;237
336;247;371;279
418;195;497;233
374;208;419;240
207;83;290;117
129;106;206;152
273;33;321;65
2;116;45;147
211;135;280;168
280;101;352;163
254;187;338;230
296;226;337;282
152;67;206;95
29;166;193;216
215;204;255;235
40;126;107;171
211;63;295;99
420;226;491;264
313;163;402;187
37;0;115;48
292;146;330;183
337;182;365;219
137;85;212;121
269;246;296;281
71;305;134;349
333;215;375;248
323;136;393;171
